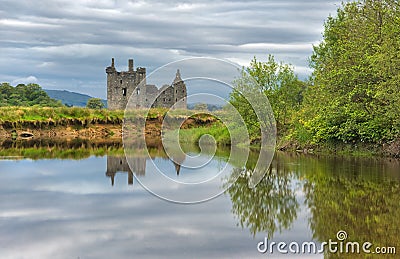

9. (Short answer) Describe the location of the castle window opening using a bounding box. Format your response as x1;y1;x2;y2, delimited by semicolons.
120;80;122;84
136;88;140;95
122;88;127;96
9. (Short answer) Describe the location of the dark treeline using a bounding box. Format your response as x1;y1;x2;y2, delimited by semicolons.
231;0;400;148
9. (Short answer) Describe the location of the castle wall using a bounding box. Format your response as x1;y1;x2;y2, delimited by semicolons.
153;85;175;108
106;58;187;110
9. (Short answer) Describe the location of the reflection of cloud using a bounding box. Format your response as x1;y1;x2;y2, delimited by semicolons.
0;157;243;258
0;0;341;98
0;155;316;259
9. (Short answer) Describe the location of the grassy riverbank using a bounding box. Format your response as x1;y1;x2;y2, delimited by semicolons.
0;106;398;158
0;106;217;127
177;122;230;145
0;106;220;140
0;106;124;127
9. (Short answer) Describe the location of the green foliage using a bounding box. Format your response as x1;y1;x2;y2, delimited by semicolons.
229;73;263;143
300;0;400;144
247;55;305;131
86;98;105;109
227;1;400;148
0;82;62;107
229;55;305;142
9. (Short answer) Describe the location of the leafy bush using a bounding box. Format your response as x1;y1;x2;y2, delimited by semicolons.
86;98;105;109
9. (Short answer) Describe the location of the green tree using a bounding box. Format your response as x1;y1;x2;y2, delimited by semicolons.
230;55;305;139
247;55;304;129
0;82;61;107
301;0;400;144
0;83;13;106
86;98;105;109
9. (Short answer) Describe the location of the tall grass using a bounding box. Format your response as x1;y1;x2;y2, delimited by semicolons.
0;107;219;124
0;107;124;127
174;122;231;145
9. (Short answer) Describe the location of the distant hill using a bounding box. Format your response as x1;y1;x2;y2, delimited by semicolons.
44;89;107;107
187;103;223;111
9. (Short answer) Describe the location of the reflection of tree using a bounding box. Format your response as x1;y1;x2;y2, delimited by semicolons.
304;166;400;258
225;157;299;238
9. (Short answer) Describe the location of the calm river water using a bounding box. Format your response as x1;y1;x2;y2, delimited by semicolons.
0;140;399;258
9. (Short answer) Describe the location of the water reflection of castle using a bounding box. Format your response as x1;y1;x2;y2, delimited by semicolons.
106;156;145;186
105;154;184;186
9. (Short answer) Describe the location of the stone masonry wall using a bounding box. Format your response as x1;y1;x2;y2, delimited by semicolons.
106;58;187;110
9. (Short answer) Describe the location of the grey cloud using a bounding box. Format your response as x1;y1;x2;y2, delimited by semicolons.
0;0;341;98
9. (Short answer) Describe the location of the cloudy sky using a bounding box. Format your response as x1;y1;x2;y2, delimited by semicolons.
0;0;341;99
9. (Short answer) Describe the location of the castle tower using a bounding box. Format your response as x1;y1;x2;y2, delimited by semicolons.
106;58;146;110
172;69;187;109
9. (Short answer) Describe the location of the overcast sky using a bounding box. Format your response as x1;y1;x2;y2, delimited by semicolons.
0;0;341;99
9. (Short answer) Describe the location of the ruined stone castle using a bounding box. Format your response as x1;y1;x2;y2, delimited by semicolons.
106;58;187;110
